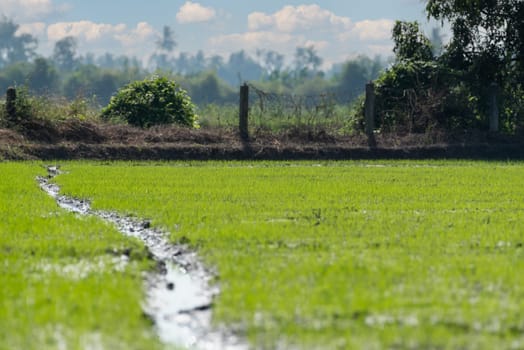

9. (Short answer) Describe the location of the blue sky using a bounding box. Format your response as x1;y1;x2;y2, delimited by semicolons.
1;0;434;68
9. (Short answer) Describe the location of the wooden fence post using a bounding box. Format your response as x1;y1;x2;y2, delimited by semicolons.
365;82;377;148
489;82;499;132
239;83;249;140
6;87;16;126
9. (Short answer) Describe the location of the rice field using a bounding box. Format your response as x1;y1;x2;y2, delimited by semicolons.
3;161;524;349
0;163;162;350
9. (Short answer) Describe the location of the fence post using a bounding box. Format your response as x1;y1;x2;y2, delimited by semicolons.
489;82;499;132
239;83;249;140
6;87;16;126
364;82;376;147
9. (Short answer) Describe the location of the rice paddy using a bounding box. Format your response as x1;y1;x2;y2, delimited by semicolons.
3;161;524;349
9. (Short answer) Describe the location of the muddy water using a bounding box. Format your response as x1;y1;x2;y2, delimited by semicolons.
38;167;247;350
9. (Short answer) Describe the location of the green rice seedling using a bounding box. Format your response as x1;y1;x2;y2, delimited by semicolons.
56;161;524;349
0;163;163;350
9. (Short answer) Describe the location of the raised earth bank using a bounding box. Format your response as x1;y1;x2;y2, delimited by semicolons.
1;123;523;161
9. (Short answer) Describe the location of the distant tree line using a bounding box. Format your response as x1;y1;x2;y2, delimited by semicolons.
0;17;388;108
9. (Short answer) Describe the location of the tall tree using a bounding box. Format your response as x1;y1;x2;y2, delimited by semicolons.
156;26;177;53
392;21;433;62
28;57;58;94
426;0;524;128
152;25;177;70
0;17;38;68
426;0;524;82
53;36;78;71
225;50;264;84
293;46;323;80
256;49;285;80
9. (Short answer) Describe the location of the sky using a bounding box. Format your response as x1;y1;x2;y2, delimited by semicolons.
0;0;435;68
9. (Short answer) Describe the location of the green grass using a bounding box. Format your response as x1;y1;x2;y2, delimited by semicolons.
53;161;524;349
197;103;357;134
0;163;163;350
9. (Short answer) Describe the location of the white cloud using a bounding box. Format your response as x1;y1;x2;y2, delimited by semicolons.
345;19;395;41
0;0;69;21
212;5;395;68
209;31;330;67
47;21;125;42
210;31;297;53
35;20;156;59
176;1;216;24
16;22;47;36
367;44;395;56
114;22;156;47
248;5;352;33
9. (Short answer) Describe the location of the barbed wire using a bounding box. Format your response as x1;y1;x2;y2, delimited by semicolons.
246;83;355;122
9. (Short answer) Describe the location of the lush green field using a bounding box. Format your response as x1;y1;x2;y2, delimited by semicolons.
52;161;524;349
0;163;163;350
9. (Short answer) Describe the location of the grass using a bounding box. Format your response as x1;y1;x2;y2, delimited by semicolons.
197;102;358;135
53;161;524;349
0;163;164;350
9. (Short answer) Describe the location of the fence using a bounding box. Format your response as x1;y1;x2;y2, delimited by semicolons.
4;83;501;140
5;87;16;126
238;83;362;139
237;81;502;141
237;82;378;141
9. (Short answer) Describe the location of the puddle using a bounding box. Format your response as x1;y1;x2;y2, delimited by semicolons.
38;167;247;350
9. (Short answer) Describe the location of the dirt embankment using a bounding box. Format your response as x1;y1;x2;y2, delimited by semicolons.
1;120;523;161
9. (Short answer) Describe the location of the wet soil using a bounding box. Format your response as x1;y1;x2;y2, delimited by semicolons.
38;167;247;350
1;121;523;161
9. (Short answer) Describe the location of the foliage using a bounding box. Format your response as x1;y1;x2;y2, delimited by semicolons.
58;161;524;349
426;0;524;130
293;46;323;81
53;36;79;72
335;55;384;102
392;21;434;62
28;57;59;94
62;65;123;105
373;60;482;132
0;85;100;129
101;76;198;128
0;15;390;121
371;15;523;133
0;16;37;68
370;22;446;132
181;71;237;105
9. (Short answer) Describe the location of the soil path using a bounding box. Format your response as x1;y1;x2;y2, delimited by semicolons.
37;166;247;350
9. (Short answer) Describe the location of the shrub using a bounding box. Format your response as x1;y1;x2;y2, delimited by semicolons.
101;76;198;128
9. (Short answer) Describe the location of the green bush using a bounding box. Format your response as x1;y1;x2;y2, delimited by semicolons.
101;76;198;128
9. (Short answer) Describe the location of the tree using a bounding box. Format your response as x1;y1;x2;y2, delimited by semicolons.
53;36;78;71
426;0;524;129
392;21;433;62
256;49;285;80
0;61;31;92
101;76;198;128
426;0;523;80
293;46;323;80
0;17;38;68
156;26;177;53
28;57;58;94
337;56;381;101
151;25;177;70
224;50;264;85
371;21;474;132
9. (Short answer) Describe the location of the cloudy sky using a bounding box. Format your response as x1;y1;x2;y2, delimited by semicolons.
1;0;433;68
